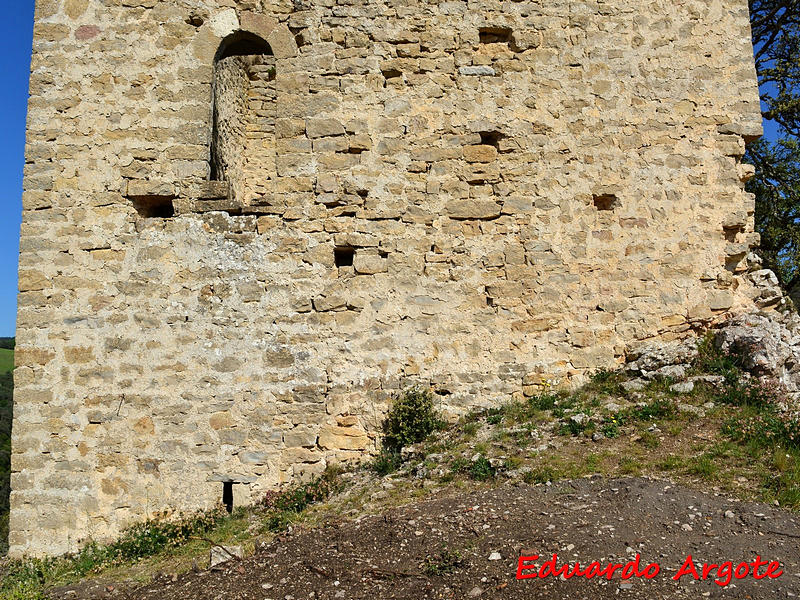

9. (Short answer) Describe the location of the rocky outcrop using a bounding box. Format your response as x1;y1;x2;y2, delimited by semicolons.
626;267;800;402
714;311;800;399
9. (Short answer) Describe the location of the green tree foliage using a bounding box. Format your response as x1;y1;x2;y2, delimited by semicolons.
746;0;800;287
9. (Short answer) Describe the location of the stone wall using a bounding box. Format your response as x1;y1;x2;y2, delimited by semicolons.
11;0;763;556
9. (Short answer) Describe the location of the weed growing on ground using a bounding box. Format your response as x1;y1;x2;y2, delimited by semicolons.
601;418;620;438
462;421;480;437
523;466;557;484
468;455;495;481
260;469;342;531
486;408;503;425
422;547;464;575
370;449;403;476
619;457;642;475
586;369;625;396
443;454;497;482
687;454;717;479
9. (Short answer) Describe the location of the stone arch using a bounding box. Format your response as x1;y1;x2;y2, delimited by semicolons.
214;30;272;63
210;31;276;204
199;9;298;61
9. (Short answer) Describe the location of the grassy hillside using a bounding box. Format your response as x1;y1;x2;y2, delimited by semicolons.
0;347;12;556
0;349;13;374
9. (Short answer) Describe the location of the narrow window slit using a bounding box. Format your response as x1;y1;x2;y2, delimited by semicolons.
222;481;233;514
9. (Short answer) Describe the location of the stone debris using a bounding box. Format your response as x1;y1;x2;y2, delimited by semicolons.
625;338;699;379
210;545;243;568
670;381;695;394
677;403;705;418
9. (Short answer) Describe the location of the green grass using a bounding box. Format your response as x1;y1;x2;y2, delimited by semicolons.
0;348;11;557
0;349;12;375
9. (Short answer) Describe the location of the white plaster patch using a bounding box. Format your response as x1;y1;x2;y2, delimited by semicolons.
209;9;240;38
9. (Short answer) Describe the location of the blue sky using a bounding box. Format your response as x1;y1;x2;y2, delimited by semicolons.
0;2;34;337
0;4;783;338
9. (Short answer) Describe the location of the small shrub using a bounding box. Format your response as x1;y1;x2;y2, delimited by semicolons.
724;408;800;449
588;369;625;395
381;388;442;452
262;511;292;533
486;408;503;425
448;457;469;476
462;422;480;437
261;469;342;515
259;470;342;532
693;334;782;408
558;415;591;436
693;333;742;376
106;506;226;563
370;449;402;475
719;374;781;408
601;420;620;438
468;455;495;481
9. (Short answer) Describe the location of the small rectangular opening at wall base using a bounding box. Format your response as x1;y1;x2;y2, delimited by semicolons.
132;196;175;218
222;481;233;513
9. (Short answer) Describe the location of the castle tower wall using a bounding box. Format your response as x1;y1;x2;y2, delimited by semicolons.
11;0;762;556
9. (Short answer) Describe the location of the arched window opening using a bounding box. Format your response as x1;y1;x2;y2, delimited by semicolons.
211;32;276;205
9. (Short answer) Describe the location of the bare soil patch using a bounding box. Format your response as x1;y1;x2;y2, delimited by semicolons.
53;477;800;600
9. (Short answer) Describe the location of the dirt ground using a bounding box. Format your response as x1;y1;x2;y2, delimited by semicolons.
51;476;800;600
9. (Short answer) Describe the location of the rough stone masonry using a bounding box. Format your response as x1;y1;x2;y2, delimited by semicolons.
11;0;765;556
